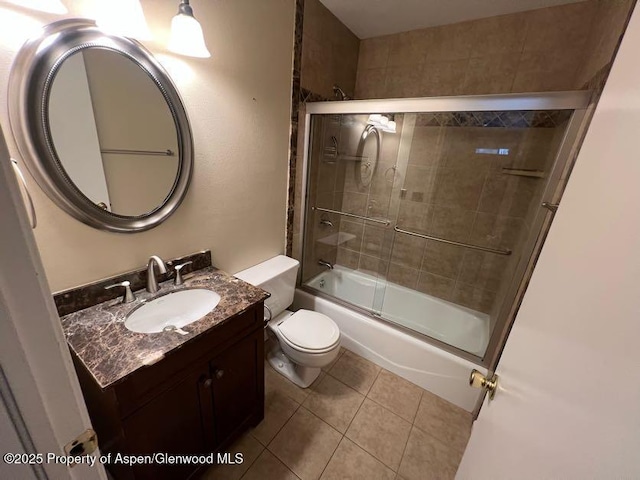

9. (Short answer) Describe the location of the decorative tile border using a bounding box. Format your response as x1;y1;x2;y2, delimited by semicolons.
300;87;327;104
285;0;333;256
286;0;305;257
53;250;212;316
415;110;573;128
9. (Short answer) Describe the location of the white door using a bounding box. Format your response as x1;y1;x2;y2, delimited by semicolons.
457;7;640;480
0;125;106;480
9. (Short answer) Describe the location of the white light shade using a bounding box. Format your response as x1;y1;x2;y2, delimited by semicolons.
168;13;211;58
383;120;397;133
367;114;382;125
94;0;151;40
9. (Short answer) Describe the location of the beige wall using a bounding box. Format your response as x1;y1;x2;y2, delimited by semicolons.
355;0;632;99
575;0;634;86
301;0;359;99
0;0;295;291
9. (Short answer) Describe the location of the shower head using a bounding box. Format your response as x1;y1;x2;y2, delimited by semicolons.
333;84;351;101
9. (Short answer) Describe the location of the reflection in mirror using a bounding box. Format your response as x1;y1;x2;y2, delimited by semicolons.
49;48;179;216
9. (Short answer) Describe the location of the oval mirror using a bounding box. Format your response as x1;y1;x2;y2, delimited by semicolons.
8;19;193;232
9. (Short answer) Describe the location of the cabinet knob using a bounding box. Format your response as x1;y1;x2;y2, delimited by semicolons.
215;369;224;380
203;378;212;388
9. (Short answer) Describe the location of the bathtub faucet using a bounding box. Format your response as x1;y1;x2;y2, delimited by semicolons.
318;259;334;270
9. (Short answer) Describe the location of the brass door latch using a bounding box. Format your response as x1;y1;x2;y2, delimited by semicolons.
469;369;499;400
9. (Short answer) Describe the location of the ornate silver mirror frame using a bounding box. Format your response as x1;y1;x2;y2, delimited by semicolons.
8;18;193;233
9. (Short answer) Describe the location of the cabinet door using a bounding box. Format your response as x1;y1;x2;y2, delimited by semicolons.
210;330;262;445
122;367;213;480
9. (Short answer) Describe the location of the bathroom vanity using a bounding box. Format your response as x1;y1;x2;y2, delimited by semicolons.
58;259;268;480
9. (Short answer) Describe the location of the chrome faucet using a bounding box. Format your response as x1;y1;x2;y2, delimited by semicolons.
318;259;334;270
146;255;167;293
319;218;334;227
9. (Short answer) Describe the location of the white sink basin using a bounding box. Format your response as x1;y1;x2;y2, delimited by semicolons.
125;289;221;334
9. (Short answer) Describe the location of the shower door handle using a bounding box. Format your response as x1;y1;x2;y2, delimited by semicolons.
541;202;559;213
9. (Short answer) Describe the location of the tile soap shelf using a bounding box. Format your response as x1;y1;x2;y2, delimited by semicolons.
501;168;546;178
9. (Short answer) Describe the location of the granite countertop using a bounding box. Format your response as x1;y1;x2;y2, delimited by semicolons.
60;267;268;389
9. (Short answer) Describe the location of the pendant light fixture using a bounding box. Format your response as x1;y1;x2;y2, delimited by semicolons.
366;114;396;134
93;0;151;40
168;0;211;58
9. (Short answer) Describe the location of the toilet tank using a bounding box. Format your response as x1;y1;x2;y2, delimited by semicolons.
234;256;300;318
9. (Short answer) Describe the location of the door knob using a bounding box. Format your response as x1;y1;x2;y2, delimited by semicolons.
203;378;212;388
215;369;224;380
469;369;498;400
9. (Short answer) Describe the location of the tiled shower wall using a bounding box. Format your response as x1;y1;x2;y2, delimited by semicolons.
301;0;359;99
354;0;633;99
327;113;570;316
290;0;359;260
300;114;402;280
301;115;344;279
290;0;633;300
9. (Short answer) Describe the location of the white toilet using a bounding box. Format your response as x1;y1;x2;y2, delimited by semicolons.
235;255;341;388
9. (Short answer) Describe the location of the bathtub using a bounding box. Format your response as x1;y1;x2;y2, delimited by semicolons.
306;266;489;356
294;266;489;411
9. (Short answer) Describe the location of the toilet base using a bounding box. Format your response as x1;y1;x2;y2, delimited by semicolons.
267;347;321;388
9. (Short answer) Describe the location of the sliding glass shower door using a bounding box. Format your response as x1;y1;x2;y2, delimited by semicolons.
379;110;573;356
302;113;398;314
301;94;587;362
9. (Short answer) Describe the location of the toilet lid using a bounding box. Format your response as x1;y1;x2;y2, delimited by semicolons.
278;310;340;351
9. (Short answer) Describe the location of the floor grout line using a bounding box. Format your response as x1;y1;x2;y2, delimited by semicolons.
342;387;367;436
396;421;415;477
265;397;305;448
311;349;381;476
315;428;345;480
410;417;470;462
363;394;414;426
282;404;344;480
233;439;264;480
262;401;306;477
364;365;383;396
257;346;471;478
411;390;424;425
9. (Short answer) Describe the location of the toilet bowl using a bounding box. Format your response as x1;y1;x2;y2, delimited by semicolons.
266;309;341;387
235;256;341;388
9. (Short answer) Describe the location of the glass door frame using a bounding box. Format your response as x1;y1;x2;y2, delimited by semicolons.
298;92;591;369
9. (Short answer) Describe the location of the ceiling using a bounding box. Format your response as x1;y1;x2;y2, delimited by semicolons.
319;0;585;39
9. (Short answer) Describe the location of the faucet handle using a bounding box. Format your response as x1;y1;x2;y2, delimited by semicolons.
105;280;136;303
320;218;334;227
174;261;193;286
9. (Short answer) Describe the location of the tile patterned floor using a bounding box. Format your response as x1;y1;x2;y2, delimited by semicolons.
203;348;472;480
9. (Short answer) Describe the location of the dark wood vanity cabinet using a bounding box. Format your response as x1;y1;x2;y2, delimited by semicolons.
210;333;261;443
73;304;265;480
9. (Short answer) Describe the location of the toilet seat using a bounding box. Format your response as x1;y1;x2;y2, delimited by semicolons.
275;310;340;354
